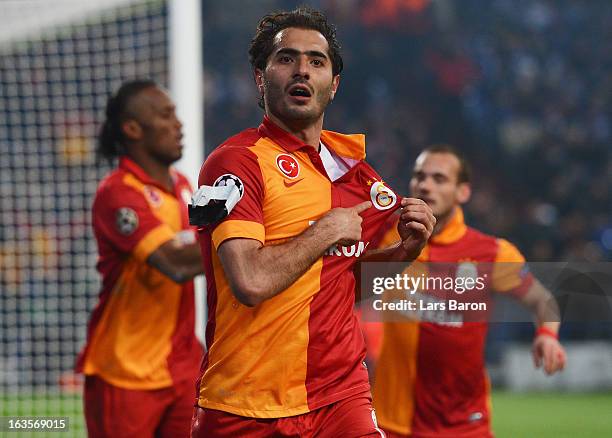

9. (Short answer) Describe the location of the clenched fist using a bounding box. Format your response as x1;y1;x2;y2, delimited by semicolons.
397;198;436;259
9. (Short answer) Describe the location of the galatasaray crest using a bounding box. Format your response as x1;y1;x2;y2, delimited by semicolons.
370;181;397;210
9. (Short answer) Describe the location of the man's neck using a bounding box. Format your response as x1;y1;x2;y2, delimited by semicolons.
127;151;173;191
432;206;459;236
267;112;324;150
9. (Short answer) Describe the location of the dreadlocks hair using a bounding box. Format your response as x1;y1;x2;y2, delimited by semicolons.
97;79;157;163
248;6;343;109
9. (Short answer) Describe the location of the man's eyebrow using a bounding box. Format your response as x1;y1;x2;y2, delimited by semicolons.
432;172;448;179
275;48;329;59
413;170;449;179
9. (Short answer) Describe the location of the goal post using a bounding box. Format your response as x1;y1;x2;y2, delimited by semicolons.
0;0;204;434
169;0;206;346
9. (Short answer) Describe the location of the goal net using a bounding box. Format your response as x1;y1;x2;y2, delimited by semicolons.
0;0;170;434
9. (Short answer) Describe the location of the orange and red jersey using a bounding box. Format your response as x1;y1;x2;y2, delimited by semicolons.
195;116;400;418
77;157;202;390
371;208;533;438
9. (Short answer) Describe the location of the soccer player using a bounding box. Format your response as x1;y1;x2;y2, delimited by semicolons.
369;145;567;438
189;7;435;437
76;80;204;438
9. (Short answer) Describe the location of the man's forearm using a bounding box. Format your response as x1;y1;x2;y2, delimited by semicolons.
521;280;561;332
173;262;205;283
172;242;203;265
220;202;372;306
219;222;339;306
147;241;204;283
533;302;561;334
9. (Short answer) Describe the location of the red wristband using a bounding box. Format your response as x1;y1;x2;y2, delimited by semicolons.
536;326;558;340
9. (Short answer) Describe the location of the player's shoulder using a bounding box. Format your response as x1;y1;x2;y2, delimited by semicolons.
95;167;128;196
466;227;524;260
203;128;263;169
494;237;525;262
199;128;266;187
213;128;262;155
93;167;142;206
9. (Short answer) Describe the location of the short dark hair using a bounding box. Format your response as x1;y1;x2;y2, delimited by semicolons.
96;79;157;162
249;6;343;78
422;144;472;184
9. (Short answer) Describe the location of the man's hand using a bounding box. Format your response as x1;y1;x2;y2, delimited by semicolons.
532;335;567;375
218;200;372;307
317;201;372;246
397;198;435;259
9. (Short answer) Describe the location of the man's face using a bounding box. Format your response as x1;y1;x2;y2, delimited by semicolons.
128;86;184;165
256;27;339;124
410;152;470;219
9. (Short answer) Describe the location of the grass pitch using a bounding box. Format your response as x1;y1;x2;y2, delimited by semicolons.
492;391;612;437
1;391;611;437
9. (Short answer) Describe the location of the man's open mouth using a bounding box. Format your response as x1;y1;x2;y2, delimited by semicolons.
288;85;312;97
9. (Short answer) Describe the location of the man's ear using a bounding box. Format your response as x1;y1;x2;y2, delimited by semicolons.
254;69;264;95
121;119;143;142
457;183;471;204
330;74;340;101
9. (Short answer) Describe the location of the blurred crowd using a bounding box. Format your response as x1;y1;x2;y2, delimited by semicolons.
1;0;610;389
202;0;611;262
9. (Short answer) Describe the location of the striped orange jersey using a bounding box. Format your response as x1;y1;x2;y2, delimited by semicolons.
77;157;202;390
372;208;533;438
195;116;400;418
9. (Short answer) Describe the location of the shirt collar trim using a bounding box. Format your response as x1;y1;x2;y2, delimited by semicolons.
119;157;177;193
258;115;366;159
431;207;468;245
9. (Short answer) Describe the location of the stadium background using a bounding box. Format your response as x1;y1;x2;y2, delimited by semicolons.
1;0;610;436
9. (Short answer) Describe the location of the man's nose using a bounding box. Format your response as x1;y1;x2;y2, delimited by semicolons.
293;56;310;79
416;178;432;194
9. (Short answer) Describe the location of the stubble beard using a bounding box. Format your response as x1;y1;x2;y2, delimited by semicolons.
264;77;333;125
143;132;182;166
152;148;181;166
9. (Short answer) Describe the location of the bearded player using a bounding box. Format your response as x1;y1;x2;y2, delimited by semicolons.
189;7;435;438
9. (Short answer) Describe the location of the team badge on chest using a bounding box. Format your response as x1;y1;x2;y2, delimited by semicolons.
276;154;300;179
370;181;397;210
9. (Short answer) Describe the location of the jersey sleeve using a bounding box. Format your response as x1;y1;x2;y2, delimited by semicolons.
492;238;534;297
92;182;176;262
198;145;265;249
